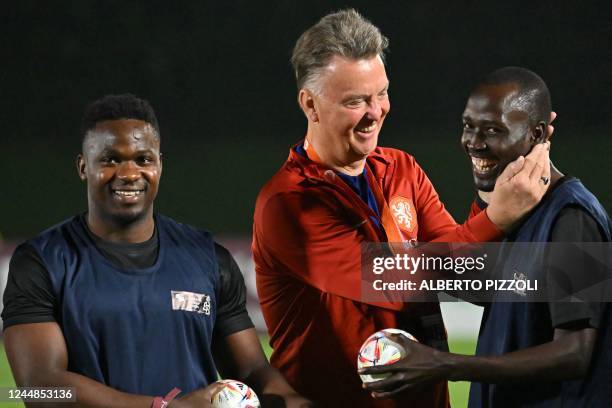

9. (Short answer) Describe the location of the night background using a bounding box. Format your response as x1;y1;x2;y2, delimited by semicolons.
1;1;610;239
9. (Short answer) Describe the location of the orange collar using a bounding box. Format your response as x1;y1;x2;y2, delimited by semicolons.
292;140;406;243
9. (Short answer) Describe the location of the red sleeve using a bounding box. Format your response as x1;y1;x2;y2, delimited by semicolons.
253;190;403;311
411;159;502;243
468;200;482;220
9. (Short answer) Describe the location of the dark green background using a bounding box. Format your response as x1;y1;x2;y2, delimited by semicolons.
2;1;611;238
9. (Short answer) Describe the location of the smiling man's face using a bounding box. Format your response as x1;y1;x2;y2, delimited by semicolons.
461;83;534;192
78;119;162;225
309;55;390;167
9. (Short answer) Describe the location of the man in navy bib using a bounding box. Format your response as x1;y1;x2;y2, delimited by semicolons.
360;67;612;407
2;94;309;407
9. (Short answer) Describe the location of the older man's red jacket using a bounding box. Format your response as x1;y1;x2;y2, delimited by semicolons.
252;144;500;407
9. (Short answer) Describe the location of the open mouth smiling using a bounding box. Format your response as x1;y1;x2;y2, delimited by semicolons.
471;157;498;174
111;188;146;200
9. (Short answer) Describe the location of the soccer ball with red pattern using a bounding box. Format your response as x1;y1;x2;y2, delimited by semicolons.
211;380;260;408
357;328;416;383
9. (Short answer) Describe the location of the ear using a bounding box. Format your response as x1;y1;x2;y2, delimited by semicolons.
298;89;319;123
76;154;87;181
159;152;163;175
530;121;548;145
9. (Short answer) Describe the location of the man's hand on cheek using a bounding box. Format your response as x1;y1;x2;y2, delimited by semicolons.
486;141;551;231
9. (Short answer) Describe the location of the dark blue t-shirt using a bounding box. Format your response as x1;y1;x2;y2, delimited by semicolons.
469;178;612;408
20;215;223;395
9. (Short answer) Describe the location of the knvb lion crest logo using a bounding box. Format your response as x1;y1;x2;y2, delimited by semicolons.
390;196;417;233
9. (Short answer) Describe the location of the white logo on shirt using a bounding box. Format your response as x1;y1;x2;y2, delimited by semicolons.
390;196;417;233
171;291;211;315
512;271;527;297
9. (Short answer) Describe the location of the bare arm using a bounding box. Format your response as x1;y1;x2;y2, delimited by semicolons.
4;322;154;408
5;322;224;408
360;328;596;399
448;328;594;382
212;327;312;407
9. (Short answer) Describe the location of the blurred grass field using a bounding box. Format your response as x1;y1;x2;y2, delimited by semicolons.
446;339;476;407
0;343;22;407
0;338;474;407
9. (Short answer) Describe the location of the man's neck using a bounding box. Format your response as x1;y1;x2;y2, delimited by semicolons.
477;189;492;204
330;159;366;176
86;211;155;243
306;131;366;176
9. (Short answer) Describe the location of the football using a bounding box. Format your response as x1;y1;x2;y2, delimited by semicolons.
357;328;417;383
211;379;260;408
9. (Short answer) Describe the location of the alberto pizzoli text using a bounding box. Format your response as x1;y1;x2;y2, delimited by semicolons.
369;254;538;295
372;279;538;293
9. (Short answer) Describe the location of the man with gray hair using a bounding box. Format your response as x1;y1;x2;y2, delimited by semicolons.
253;9;551;407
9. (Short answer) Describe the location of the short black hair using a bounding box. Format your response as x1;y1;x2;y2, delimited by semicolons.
477;66;551;127
81;94;159;139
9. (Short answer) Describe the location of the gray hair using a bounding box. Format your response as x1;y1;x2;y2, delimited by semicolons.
291;9;389;94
